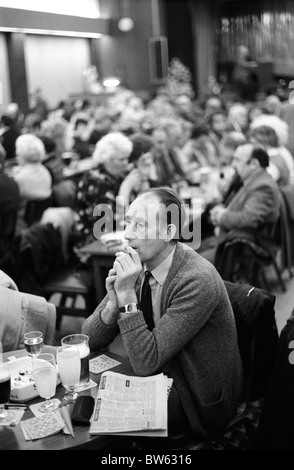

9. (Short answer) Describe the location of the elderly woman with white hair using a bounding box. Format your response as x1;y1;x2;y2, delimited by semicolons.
13;133;52;234
73;131;133;250
14;134;52;199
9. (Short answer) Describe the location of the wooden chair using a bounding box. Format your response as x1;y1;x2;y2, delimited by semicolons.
129;282;278;450
214;218;287;293
15;220;95;330
43;267;95;331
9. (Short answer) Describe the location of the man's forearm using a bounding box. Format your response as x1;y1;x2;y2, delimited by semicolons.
116;289;138;308
100;300;120;325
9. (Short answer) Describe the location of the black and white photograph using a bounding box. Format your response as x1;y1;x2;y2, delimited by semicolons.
0;0;294;454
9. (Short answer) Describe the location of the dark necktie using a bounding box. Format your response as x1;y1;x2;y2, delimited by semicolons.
140;271;154;331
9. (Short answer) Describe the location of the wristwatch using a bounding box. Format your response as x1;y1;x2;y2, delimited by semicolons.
119;303;139;314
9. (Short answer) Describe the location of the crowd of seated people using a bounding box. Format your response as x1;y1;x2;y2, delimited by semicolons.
0;81;294;454
0;81;293;294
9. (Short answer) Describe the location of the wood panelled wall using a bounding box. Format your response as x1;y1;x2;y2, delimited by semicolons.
1;0;160;112
0;34;11;111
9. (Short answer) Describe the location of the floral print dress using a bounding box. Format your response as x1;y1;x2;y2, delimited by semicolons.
74;165;123;250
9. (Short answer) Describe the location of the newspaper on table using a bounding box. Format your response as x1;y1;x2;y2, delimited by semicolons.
89;371;172;436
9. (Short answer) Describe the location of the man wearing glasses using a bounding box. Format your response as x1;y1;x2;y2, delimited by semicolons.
198;143;281;276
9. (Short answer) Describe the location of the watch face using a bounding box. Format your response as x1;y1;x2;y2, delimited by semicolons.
126;303;137;313
119;303;138;314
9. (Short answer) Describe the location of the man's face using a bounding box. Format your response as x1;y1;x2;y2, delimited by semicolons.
124;193;169;266
211;113;227;133
232;144;254;180
152;129;168;150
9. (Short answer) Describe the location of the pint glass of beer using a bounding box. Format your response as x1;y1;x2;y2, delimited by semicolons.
61;334;90;391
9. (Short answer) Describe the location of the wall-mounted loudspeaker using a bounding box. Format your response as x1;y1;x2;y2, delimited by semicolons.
148;36;168;84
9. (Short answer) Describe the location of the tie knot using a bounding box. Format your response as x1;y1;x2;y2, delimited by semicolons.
144;271;152;281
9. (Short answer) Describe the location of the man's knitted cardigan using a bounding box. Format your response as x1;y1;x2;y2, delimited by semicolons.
82;242;243;438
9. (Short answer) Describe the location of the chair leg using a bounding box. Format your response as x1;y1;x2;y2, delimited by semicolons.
55;293;68;331
256;267;269;291
272;258;286;292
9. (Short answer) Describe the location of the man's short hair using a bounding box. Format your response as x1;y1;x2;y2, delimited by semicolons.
140;187;186;240
221;131;247;150
251;146;269;168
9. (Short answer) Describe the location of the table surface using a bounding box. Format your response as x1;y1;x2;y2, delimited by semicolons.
1;347;133;450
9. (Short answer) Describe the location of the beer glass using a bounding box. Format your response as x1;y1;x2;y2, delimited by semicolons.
0;362;14;422
56;346;81;402
61;334;90;391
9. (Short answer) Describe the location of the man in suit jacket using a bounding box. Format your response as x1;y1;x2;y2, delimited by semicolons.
198;143;281;267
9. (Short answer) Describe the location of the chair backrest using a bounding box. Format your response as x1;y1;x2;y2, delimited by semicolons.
16;222;66;295
256;310;294;449
224;281;278;401
215;217;281;287
24;197;52;226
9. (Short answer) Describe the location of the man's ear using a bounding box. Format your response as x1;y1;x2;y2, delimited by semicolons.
165;224;177;242
249;157;258;169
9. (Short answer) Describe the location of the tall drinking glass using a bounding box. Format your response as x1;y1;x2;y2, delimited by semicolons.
33;353;59;413
61;334;90;391
24;331;43;358
0;361;14;422
56;346;81;402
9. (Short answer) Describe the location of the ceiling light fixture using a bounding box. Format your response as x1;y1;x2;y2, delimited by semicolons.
103;77;120;88
117;0;133;32
117;16;134;32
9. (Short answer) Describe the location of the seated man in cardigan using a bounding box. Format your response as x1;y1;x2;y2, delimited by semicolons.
82;187;243;439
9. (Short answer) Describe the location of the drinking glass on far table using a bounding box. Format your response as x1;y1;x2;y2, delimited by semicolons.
56;346;81;402
24;331;43;357
61;334;90;391
0;361;14;422
33;353;59;413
